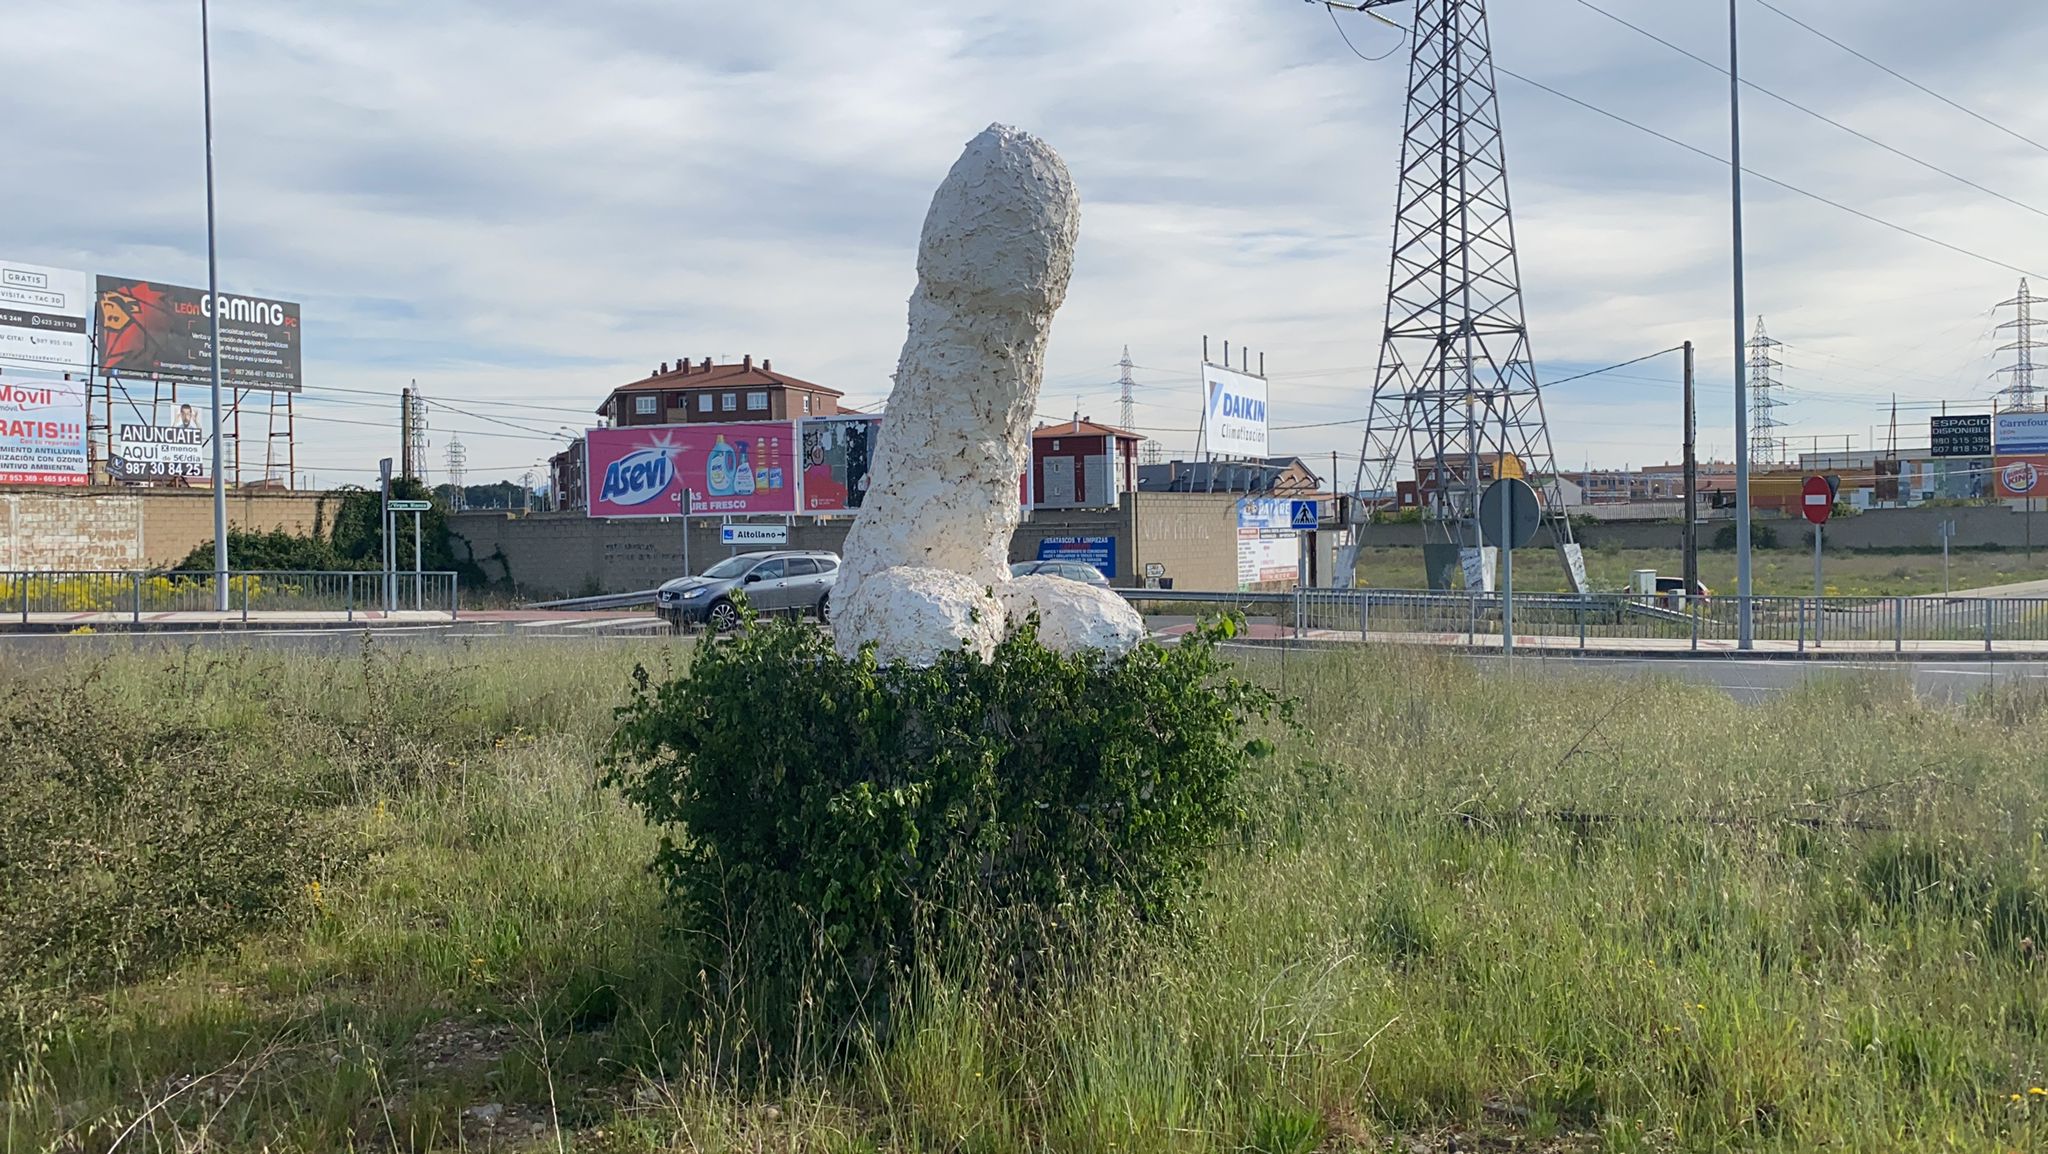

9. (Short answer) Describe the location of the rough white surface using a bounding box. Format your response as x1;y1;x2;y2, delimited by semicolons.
836;123;1143;663
997;575;1147;655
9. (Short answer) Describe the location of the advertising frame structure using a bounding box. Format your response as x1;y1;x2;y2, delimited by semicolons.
799;414;883;514
1930;413;1993;458
0;260;94;374
95;275;303;393
586;423;800;519
1202;362;1269;458
1035;536;1117;579
0;368;89;485
1235;497;1300;590
1996;411;2048;456
113;419;208;481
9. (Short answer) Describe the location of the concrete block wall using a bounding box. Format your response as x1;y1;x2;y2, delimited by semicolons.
1133;492;1241;591
0;487;326;571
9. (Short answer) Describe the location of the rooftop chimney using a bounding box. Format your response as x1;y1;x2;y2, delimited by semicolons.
700;357;712;372
742;354;753;371
677;356;688;375
762;358;771;372
659;361;668;375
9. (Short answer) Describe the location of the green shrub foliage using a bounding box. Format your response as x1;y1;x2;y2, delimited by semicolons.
604;615;1284;1040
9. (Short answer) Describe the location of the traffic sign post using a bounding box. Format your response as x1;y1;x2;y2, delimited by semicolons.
1803;475;1833;645
1480;478;1540;661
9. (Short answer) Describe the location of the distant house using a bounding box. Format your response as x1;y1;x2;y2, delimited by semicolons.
1137;456;1322;495
1031;418;1142;509
597;356;846;427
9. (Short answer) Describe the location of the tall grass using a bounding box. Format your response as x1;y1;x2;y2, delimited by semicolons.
6;639;2047;1151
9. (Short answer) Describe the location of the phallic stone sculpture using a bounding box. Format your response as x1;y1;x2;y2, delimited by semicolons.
831;124;1146;664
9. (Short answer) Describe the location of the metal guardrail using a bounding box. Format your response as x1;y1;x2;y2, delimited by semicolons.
0;570;461;624
1122;587;2048;652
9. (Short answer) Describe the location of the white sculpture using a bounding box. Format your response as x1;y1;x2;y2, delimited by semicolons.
831;124;1146;664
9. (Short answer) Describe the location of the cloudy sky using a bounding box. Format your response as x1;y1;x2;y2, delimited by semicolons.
8;0;2047;487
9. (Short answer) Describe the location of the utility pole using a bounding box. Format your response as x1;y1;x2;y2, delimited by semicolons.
400;387;415;481
1994;278;2046;410
1748;316;1785;467
1729;0;1753;650
1682;340;1698;599
1345;0;1580;593
1118;345;1136;435
444;437;468;511
200;0;229;610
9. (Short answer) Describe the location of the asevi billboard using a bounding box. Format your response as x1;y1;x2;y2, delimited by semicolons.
1203;363;1268;458
586;423;799;518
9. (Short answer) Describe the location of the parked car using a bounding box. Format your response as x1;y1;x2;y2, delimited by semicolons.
1009;560;1113;587
657;550;839;632
1653;576;1711;603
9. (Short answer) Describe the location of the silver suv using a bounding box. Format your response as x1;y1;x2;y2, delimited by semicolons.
657;550;839;632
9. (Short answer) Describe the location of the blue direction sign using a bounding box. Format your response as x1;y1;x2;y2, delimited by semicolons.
1290;500;1319;529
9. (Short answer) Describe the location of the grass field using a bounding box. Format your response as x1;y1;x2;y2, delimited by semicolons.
7;638;2048;1151
1356;544;2048;597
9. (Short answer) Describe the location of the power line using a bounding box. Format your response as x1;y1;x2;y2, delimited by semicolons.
1322;1;1406;61
1753;0;2048;158
1486;61;2048;281
1569;0;2048;223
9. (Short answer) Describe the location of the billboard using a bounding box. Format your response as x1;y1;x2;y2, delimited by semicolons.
800;415;881;513
95;276;302;392
1203;363;1268;458
0;368;88;485
114;419;208;481
1;261;94;373
1996;411;2048;455
586;423;799;518
1236;498;1299;589
1035;536;1116;579
1929;413;1992;458
1996;456;2048;500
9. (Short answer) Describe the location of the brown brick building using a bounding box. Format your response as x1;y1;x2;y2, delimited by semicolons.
599;356;846;427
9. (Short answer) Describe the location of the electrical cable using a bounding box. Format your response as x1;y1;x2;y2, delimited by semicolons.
1488;62;2048;282
1324;1;1406;62
1570;0;2048;222
1753;0;2048;157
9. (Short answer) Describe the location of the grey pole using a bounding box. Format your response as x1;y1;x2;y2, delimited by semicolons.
1500;482;1514;662
412;508;422;610
1729;0;1753;649
201;0;229;611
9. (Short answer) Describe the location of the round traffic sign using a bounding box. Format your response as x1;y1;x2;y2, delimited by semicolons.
1801;474;1833;525
1479;477;1542;548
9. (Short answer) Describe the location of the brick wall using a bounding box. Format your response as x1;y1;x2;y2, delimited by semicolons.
0;487;327;570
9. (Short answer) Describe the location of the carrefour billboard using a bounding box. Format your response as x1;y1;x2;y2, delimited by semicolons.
1203;363;1268;457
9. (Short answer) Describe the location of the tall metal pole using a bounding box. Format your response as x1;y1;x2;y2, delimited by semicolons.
201;0;229;611
1682;341;1699;600
1729;0;1753;649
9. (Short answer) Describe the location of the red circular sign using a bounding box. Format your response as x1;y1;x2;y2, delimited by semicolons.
1801;475;1833;525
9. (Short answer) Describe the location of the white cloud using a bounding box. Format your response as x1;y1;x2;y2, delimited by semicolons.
5;0;2046;484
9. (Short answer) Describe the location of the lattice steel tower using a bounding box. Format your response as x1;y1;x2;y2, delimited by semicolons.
1995;278;2046;411
1747;316;1786;466
1350;0;1576;584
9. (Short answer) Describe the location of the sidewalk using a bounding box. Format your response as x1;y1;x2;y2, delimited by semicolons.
1;608;668;634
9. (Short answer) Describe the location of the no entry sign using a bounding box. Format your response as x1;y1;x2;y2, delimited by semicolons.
1802;475;1833;525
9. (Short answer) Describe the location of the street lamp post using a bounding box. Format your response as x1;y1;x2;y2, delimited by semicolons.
201;0;229;610
1729;0;1753;648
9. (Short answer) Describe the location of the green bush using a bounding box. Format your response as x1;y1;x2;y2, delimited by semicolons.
604;615;1285;1048
1711;521;1778;550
